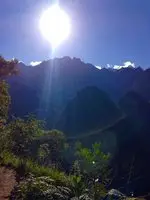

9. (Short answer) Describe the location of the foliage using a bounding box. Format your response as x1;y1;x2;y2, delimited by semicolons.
0;151;72;187
71;175;86;198
0;56;18;153
0;81;11;153
0;56;18;78
71;160;81;176
11;175;94;200
37;143;50;165
0;127;11;153
35;129;68;166
10;175;72;200
75;142;110;182
71;195;92;200
0;141;110;199
0;81;10;121
7;116;44;157
75;142;110;199
44;130;66;157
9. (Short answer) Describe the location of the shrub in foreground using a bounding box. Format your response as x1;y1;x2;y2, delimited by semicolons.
10;176;93;200
10;175;72;200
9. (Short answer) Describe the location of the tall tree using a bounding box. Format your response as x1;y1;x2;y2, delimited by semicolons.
0;56;18;121
0;56;18;79
0;81;10;121
0;56;18;152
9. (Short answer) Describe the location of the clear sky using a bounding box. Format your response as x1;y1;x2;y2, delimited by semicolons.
0;0;150;68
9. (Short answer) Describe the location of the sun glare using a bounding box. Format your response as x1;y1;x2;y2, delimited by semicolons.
39;4;71;48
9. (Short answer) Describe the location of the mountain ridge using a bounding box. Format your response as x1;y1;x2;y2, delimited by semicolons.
6;56;150;129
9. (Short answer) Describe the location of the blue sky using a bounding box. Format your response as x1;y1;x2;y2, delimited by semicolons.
0;0;150;68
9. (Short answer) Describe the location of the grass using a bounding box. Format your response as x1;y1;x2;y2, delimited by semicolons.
0;151;72;187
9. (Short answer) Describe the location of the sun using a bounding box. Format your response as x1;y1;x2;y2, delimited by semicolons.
39;4;71;48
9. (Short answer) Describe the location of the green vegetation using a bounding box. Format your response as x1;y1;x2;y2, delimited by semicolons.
0;56;18;78
7;116;44;157
0;81;10;121
0;152;71;186
0;56;111;199
72;142;110;199
11;176;72;200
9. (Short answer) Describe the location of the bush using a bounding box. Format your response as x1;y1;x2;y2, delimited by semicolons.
11;176;93;200
35;129;68;166
74;142;111;200
6;117;44;157
10;175;72;200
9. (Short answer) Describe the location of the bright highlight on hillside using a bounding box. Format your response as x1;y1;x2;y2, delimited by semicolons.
39;4;71;48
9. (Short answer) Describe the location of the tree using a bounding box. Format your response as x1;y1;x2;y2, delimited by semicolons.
36;129;68;167
0;81;10;122
0;56;18;153
0;56;18;79
7;116;44;157
0;56;18;121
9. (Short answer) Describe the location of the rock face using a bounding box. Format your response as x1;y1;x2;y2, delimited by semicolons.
57;86;121;135
104;189;126;200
